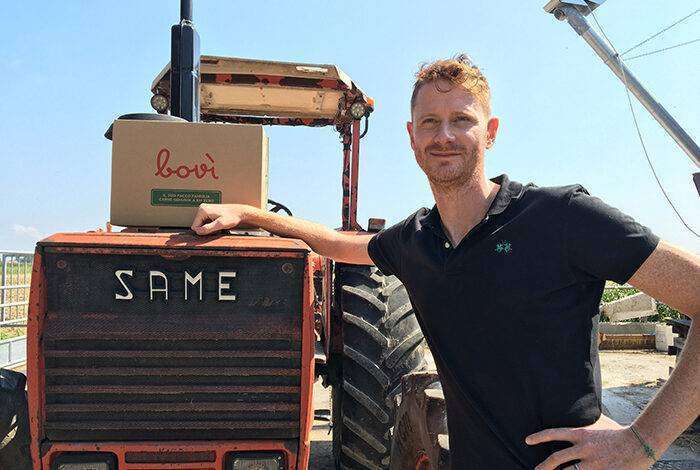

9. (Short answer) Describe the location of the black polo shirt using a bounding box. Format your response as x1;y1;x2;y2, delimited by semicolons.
368;174;659;469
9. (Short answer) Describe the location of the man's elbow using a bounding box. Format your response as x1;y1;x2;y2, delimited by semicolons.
628;240;700;319
326;232;373;265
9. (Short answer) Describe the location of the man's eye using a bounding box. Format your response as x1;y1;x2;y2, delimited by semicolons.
455;116;472;122
422;118;436;124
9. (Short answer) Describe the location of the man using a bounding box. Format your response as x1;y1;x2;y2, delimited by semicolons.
192;55;700;469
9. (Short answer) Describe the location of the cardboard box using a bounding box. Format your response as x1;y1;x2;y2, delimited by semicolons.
110;120;268;228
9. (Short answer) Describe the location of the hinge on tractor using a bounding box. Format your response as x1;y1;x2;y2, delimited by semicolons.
367;218;386;232
313;270;324;311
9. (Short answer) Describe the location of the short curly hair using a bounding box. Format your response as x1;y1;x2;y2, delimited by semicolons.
410;54;491;116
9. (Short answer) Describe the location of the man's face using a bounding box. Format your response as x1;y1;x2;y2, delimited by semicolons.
407;80;499;188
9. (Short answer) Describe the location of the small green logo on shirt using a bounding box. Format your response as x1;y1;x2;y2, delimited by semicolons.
495;240;512;254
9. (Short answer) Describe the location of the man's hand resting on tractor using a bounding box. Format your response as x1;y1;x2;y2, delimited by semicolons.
191;203;248;235
190;203;375;266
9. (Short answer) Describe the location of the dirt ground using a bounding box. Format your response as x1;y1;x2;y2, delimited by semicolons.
309;350;698;469
599;351;699;465
600;350;675;388
309;380;335;470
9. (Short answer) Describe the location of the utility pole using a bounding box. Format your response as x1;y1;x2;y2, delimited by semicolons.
544;0;700;195
170;0;201;122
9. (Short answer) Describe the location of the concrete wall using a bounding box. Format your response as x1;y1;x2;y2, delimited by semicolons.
0;335;27;368
599;322;656;335
598;322;675;352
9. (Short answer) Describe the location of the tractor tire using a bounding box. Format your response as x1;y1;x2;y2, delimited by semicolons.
333;264;426;470
0;369;32;470
390;371;450;470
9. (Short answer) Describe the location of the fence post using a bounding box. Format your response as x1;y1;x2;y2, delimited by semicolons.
0;253;5;323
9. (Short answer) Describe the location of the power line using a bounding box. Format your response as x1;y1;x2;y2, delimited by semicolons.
620;7;700;57
588;9;700;238
625;37;700;61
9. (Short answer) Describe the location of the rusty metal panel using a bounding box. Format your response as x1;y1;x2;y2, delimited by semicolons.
44;252;303;316
41;440;299;470
41;249;304;442
38;232;310;252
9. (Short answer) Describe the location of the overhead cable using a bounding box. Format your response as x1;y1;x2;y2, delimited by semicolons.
625;37;700;61
620;7;700;57
588;8;700;238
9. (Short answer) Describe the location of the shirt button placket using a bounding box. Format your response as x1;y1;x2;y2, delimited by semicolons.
442;240;452;269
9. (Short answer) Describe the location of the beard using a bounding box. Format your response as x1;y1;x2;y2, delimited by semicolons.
415;143;481;189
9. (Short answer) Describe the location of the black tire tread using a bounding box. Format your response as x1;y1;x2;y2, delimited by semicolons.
342;285;387;313
384;330;424;369
0;369;31;470
381;301;412;330
342;380;390;424
343;416;388;454
342;445;384;470
334;265;426;470
343;346;391;390
342;313;389;347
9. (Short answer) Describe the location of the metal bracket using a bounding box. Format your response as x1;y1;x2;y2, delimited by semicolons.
544;2;700;169
543;0;606;15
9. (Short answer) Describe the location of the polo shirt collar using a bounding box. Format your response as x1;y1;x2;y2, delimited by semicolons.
422;174;525;230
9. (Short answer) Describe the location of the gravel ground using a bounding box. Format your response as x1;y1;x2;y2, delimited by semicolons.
309;379;334;470
600;350;675;388
599;351;699;466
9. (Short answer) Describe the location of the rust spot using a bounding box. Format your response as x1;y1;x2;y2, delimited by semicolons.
248;297;286;308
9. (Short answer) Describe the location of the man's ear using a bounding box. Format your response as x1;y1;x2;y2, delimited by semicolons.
485;116;499;149
407;121;416;151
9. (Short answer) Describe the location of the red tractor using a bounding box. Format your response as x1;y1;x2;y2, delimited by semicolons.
2;2;432;469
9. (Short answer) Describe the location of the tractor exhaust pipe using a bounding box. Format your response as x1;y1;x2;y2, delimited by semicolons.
181;0;192;21
170;0;200;122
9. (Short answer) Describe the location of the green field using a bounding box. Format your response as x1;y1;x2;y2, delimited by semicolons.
0;327;27;341
1;257;31;339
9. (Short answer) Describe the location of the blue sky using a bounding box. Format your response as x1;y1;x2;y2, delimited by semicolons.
1;1;698;253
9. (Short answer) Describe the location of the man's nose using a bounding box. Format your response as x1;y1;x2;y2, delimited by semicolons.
433;123;455;146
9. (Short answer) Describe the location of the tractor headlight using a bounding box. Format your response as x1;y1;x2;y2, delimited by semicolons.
52;452;117;470
349;101;366;120
56;464;109;470
226;452;284;470
150;93;169;113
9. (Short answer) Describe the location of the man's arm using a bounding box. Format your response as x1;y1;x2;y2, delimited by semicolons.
527;240;700;470
625;240;700;457
190;203;374;265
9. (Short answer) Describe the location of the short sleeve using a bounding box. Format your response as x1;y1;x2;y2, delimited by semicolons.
564;187;660;284
367;220;406;277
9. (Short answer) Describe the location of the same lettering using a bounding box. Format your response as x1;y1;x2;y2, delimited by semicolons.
114;270;237;302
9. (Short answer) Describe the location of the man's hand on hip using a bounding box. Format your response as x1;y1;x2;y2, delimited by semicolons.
526;414;654;470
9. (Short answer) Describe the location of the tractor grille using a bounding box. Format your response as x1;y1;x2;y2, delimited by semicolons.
42;251;304;441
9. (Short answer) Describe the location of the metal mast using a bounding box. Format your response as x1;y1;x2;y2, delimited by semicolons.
544;0;700;194
170;0;201;122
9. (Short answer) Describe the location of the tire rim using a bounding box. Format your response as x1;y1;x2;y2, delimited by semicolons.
415;453;431;470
